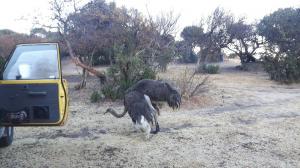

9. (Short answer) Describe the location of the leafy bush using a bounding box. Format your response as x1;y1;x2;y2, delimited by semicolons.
101;48;157;99
178;51;198;63
156;48;175;71
204;64;220;74
235;62;264;72
258;8;300;83
142;66;156;79
263;54;300;83
90;91;104;103
196;64;220;74
100;83;119;101
175;41;198;63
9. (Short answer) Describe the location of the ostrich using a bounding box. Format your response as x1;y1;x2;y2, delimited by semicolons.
126;79;181;111
105;79;181;139
106;90;159;139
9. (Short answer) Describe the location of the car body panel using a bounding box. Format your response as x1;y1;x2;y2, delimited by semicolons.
0;43;69;126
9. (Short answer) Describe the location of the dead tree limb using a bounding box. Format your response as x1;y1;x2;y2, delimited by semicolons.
64;37;107;83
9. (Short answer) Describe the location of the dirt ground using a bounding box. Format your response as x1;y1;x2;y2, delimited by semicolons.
1;60;300;168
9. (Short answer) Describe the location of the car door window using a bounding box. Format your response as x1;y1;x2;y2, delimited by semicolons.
3;44;59;80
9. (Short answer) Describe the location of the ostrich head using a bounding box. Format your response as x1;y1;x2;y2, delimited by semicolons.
165;83;181;109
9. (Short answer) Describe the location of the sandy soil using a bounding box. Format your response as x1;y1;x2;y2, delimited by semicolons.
0;60;300;168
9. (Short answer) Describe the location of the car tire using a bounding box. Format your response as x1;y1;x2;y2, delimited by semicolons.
0;127;14;147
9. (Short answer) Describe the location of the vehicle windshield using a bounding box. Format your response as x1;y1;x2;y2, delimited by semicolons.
2;44;59;80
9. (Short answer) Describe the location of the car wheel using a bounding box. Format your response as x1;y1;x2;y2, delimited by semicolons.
0;127;14;147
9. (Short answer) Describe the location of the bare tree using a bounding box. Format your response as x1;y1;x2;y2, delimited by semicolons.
155;11;180;36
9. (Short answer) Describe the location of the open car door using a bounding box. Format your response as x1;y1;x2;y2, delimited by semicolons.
0;43;69;126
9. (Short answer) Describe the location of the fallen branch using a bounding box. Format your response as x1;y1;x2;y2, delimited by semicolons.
64;37;107;83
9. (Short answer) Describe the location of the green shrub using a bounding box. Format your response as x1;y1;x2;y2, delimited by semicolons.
204;64;220;74
101;84;120;101
263;55;300;83
90;91;103;103
235;62;264;72
196;64;220;74
142;66;156;79
101;48;157;100
258;8;300;83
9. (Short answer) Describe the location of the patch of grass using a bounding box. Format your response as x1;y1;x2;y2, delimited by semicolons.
101;84;119;101
90;91;103;103
196;64;220;74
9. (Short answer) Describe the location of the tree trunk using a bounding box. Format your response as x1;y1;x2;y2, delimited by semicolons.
246;53;256;63
76;49;96;90
75;68;88;90
240;53;256;64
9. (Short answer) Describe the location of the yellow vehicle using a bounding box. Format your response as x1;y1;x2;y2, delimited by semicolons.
0;43;69;147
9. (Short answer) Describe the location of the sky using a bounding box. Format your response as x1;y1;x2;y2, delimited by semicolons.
0;0;299;35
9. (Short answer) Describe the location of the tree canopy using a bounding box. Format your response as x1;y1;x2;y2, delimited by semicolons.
258;8;300;82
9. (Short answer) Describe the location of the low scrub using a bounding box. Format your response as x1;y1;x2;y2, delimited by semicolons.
235;62;264;72
173;67;209;99
90;91;104;103
101;52;157;100
196;64;220;74
263;55;300;83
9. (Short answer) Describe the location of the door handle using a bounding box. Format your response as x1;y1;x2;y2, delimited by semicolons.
28;91;47;96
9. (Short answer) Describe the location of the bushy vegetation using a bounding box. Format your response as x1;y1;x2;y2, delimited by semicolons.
176;27;203;63
175;41;198;63
258;8;300;83
235;62;264;72
262;54;300;83
90;90;103;103
102;48;157;99
179;51;198;64
196;64;220;74
204;64;220;74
